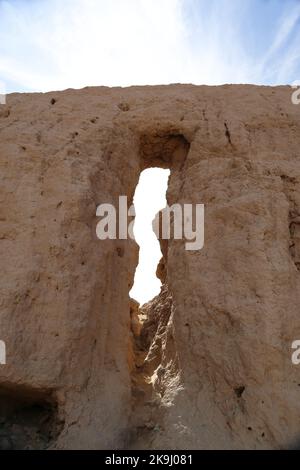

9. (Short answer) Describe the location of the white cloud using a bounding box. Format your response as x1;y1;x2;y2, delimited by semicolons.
257;3;300;83
268;4;300;56
0;0;299;91
0;0;189;91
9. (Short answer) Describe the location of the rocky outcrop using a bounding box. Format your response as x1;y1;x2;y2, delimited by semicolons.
0;84;300;449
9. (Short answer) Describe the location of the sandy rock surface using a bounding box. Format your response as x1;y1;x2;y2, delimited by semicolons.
0;84;300;449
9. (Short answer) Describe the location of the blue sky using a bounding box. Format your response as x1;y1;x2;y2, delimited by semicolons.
0;0;300;93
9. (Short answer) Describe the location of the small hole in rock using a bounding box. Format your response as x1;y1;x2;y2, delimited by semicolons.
234;386;245;398
116;247;124;258
118;102;130;112
0;386;63;449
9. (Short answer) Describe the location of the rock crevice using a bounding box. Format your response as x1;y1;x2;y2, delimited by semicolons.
0;84;300;449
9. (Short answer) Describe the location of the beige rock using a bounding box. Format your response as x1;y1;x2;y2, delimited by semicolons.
0;84;300;449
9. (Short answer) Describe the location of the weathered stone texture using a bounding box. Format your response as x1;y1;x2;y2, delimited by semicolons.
0;85;300;449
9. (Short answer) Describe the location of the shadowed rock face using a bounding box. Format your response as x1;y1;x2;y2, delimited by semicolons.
0;84;300;449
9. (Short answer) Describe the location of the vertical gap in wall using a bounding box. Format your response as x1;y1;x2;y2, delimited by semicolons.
129;168;170;306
